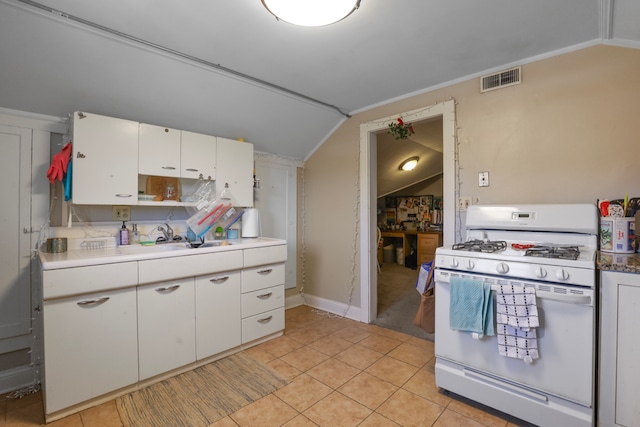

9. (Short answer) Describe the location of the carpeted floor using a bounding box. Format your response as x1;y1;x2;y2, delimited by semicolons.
372;261;435;341
117;351;289;427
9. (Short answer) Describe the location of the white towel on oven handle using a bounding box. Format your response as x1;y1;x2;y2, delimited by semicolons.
495;284;539;364
495;284;539;330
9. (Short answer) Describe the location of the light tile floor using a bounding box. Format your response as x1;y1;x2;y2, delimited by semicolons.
1;306;531;427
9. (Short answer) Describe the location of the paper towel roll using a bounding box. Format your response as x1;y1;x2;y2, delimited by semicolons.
242;208;261;238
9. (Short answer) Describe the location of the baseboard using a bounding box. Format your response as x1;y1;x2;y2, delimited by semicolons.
288;293;362;322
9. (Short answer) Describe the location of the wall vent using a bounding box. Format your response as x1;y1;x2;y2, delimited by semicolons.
480;66;521;93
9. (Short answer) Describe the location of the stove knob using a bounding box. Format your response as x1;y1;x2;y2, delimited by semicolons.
450;258;459;268
535;267;547;279
466;259;475;270
556;269;570;281
496;262;509;274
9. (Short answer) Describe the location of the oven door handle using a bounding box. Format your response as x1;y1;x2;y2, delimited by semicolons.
491;285;591;305
489;285;592;305
530;291;591;305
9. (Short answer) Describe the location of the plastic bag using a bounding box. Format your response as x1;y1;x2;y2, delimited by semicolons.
415;261;434;294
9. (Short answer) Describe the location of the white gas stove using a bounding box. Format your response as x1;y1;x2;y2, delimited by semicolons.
434;204;599;427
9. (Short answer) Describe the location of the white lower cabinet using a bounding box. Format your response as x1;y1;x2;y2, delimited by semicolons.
137;278;196;380
43;287;138;414
599;270;640;427
41;242;286;420
195;270;241;360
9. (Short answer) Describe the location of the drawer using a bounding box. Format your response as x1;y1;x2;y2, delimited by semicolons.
242;285;284;318
43;262;138;300
241;263;285;293
139;250;243;284
242;307;284;344
418;253;435;265
418;235;440;252
243;244;287;268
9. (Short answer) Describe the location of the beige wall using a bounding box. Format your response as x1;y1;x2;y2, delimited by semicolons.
299;45;640;311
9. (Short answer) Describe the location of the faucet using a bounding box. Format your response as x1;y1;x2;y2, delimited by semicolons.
157;223;174;242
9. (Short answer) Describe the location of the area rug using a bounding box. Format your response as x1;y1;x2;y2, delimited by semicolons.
117;352;289;427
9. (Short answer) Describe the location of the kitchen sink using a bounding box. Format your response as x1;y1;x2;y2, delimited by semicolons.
117;243;187;254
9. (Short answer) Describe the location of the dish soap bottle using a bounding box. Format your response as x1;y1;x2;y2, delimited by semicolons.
119;221;129;245
131;224;140;245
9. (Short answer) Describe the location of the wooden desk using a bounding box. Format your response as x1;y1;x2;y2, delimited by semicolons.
380;230;442;264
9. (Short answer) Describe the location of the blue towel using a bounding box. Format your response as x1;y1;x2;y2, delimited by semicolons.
449;277;495;336
63;161;72;201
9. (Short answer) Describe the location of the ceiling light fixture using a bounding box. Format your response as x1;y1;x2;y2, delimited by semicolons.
261;0;361;27
400;157;419;171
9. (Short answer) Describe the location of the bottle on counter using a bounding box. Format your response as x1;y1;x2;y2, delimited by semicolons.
119;221;129;245
130;224;140;245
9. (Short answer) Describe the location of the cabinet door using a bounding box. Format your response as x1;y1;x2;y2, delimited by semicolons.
0;125;31;339
43;288;138;414
72;112;139;204
138;123;181;177
181;131;216;180
195;270;241;360
600;270;640;426
137;278;195;380
216;137;253;207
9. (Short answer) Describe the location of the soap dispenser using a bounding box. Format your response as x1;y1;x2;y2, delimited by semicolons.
119;221;129;245
131;224;140;245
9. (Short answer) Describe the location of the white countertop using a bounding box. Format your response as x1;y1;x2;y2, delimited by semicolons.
39;237;287;270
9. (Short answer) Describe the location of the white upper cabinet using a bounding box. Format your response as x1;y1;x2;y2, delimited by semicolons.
216;137;253;207
72;112;139;205
181;131;216;180
138;123;181;177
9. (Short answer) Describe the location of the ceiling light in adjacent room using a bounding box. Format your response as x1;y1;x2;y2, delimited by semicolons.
261;0;361;27
400;157;419;171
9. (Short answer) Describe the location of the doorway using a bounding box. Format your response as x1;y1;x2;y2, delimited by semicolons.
358;100;456;324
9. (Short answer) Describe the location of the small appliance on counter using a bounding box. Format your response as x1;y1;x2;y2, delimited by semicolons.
241;208;261;238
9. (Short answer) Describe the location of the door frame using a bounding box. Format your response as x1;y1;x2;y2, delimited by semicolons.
358;100;456;323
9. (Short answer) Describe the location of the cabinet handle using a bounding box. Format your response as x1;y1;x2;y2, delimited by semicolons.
185;168;199;172
209;276;230;283
257;315;273;324
257;268;273;275
156;285;180;292
161;166;177;170
257;292;273;299
115;194;133;198
77;296;110;306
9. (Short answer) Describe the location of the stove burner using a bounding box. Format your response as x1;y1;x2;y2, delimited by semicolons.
452;239;507;253
524;245;580;260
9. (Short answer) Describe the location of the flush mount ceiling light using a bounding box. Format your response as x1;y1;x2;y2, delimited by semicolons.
400;157;419;171
261;0;361;27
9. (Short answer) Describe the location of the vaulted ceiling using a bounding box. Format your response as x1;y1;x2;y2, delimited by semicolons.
1;0;638;163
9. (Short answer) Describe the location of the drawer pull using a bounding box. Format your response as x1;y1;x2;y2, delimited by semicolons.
115;194;133;198
156;285;180;292
257;268;273;275
185;168;199;172
161;166;177;170
257;292;273;299
210;276;230;283
257;315;273;324
77;296;110;306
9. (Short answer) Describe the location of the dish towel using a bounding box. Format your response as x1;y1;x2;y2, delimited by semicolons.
449;278;494;337
496;284;539;364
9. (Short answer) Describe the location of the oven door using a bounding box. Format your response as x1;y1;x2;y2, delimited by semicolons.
434;268;594;406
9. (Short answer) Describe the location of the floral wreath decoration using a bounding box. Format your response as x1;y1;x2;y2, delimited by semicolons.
388;117;415;140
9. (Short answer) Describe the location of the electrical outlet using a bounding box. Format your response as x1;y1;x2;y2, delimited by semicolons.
458;196;472;211
479;171;490;187
112;206;131;221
